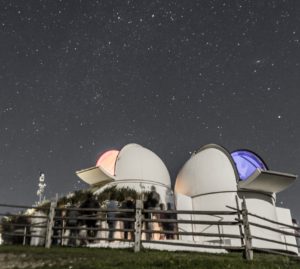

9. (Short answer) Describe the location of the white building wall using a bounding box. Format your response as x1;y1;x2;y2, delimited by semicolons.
175;193;193;241
191;193;241;247
239;192;283;250
276;207;298;254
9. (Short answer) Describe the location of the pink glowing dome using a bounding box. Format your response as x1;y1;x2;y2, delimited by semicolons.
96;150;119;176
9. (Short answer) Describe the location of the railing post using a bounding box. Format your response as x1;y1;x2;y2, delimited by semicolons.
134;200;143;252
235;195;244;248
23;226;27;245
45;200;57;248
241;197;253;260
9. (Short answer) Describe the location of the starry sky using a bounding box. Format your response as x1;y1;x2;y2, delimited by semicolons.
0;1;300;218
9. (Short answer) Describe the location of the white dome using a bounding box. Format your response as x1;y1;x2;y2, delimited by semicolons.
114;143;171;187
175;144;238;197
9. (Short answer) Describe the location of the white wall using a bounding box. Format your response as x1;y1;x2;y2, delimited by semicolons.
191;193;241;247
175;193;193;241
239;193;283;250
276;207;298;254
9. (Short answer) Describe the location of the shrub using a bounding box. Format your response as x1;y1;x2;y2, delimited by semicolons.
1;214;30;245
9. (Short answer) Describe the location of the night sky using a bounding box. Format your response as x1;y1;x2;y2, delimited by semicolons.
0;1;300;219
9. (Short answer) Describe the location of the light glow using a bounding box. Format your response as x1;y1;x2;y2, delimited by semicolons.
231;150;267;181
96;150;119;176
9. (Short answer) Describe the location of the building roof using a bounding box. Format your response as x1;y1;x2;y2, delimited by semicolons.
114;143;171;187
76;143;171;188
175;144;238;197
175;144;297;196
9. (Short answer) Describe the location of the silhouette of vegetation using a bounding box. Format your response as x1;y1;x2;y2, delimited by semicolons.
57;187;139;207
1;214;30;245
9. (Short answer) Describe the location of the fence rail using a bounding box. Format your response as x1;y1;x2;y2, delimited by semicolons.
0;203;50;210
248;221;300;238
0;198;299;261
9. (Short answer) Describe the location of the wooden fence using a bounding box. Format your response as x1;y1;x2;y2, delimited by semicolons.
0;198;299;261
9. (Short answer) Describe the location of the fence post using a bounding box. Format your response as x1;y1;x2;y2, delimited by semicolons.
23;226;27;246
45;200;57;248
241;197;253;260
235;195;244;247
134;200;143;252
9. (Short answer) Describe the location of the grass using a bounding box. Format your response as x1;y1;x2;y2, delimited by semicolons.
0;245;299;269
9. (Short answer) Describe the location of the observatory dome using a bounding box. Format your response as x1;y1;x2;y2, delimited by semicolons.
114;143;171;187
77;143;171;188
175;144;238;197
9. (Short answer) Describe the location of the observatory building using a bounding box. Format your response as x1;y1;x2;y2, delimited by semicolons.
76;143;174;207
76;143;298;253
175;144;298;253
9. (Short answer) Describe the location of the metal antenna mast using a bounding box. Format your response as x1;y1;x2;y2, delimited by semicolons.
37;172;46;204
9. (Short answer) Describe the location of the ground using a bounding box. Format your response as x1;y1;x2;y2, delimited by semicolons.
0;245;299;269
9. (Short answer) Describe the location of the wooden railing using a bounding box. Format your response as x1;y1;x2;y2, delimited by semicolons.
0;198;299;261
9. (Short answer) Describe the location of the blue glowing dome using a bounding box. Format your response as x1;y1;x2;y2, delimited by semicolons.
231;150;267;181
